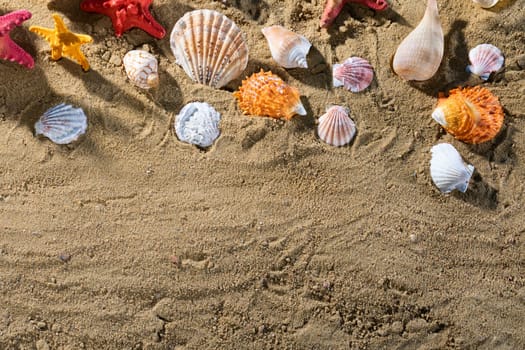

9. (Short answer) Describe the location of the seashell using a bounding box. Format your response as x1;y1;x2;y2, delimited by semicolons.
392;0;443;81
123;50;159;89
430;143;474;193
472;0;499;8
233;69;307;120
317;106;356;147
174;102;221;148
333;57;374;92
170;9;249;89
35;103;87;144
261;25;311;69
432;86;504;144
466;44;504;81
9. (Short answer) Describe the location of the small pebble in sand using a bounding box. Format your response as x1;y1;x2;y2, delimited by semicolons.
58;252;71;263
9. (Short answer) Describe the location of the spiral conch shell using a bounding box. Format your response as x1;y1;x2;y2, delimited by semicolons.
431;86;504;144
261;25;311;69
170;9;249;88
472;0;499;8
392;0;443;81
233;70;307;120
123;50;159;89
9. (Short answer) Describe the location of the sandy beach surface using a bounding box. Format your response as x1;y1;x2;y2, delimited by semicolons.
1;0;524;348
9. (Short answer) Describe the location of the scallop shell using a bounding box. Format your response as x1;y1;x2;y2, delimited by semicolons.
170;9;249;88
392;0;443;81
317;106;356;147
466;44;504;80
123;50;159;89
233;70;307;120
430;143;474;193
261;25;311;69
174;102;221;148
333;57;374;92
432;86;504;144
35;104;87;144
472;0;499;8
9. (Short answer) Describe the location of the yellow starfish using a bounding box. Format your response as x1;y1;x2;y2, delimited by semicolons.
30;14;93;71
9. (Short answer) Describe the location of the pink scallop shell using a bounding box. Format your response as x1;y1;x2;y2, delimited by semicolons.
317;106;356;147
467;44;504;81
332;57;374;92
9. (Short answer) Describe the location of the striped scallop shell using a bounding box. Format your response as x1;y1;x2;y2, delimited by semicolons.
175;102;221;148
261;25;311;68
233;70;306;120
317;106;356;147
35;103;87;144
431;86;503;144
123;50;159;89
467;44;504;80
430;143;474;193
333;57;374;92
170;9;249;88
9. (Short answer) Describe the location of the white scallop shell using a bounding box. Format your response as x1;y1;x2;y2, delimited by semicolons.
35;103;87;144
175;102;221;148
261;25;311;69
333;57;374;92
170;9;249;88
318;106;356;147
430;143;474;193
466;44;504;80
472;0;499;8
123;50;159;89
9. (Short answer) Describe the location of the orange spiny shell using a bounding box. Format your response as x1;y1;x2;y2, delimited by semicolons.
233;69;306;120
431;86;504;144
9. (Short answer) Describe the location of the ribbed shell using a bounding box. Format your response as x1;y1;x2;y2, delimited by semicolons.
467;44;504;80
170;9;249;88
333;57;374;92
472;0;499;8
431;86;504;144
233;70;307;120
35;103;87;144
261;25;311;69
123;50;159;89
317;106;356;147
430;143;474;193
174;102;221;148
392;0;443;81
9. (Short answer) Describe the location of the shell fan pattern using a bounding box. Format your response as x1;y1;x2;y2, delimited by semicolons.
35;103;88;145
467;44;504;81
175;102;221;148
430;143;474;193
333;57;374;92
317;106;356;147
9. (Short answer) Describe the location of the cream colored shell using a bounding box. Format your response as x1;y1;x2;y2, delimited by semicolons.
261;25;311;69
123;50;159;89
472;0;499;8
170;9;249;88
392;0;443;81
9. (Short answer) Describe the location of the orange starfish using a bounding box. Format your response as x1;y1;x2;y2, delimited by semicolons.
30;14;93;71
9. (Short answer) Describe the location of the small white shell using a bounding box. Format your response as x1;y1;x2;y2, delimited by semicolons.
261;25;311;69
333;57;374;92
35;104;87;144
170;9;249;88
175;102;221;148
123;50;159;89
430;143;474;193
472;0;499;8
317;106;356;147
467;44;504;80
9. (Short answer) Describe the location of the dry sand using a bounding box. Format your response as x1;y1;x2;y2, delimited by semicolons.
1;0;524;348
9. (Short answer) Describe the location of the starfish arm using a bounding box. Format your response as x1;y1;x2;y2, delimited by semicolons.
62;46;90;71
0;36;34;68
129;10;166;39
353;0;389;11
76;34;94;44
320;0;345;28
0;10;32;36
29;26;56;43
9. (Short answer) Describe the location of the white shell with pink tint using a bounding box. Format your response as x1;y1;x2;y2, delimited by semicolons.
332;57;374;92
467;44;504;80
317;106;356;147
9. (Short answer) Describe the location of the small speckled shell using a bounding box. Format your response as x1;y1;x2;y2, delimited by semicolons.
123;50;159;89
35;103;87;144
467;44;504;80
333;57;374;92
317;106;356;146
261;25;311;68
233;70;306;120
174;102;221;148
430;143;474;193
431;86;503;144
170;9;249;88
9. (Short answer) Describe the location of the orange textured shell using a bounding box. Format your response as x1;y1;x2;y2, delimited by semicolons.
435;86;503;144
233;70;303;120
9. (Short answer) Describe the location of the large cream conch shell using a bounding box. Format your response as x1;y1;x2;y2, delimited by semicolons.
472;0;499;8
392;0;444;81
261;25;311;69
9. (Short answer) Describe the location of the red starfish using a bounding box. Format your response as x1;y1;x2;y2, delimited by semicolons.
0;10;34;68
80;0;166;39
320;0;389;28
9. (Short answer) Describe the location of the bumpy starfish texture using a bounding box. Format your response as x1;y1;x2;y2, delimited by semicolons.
320;0;388;28
0;10;34;69
80;0;166;39
30;14;93;71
